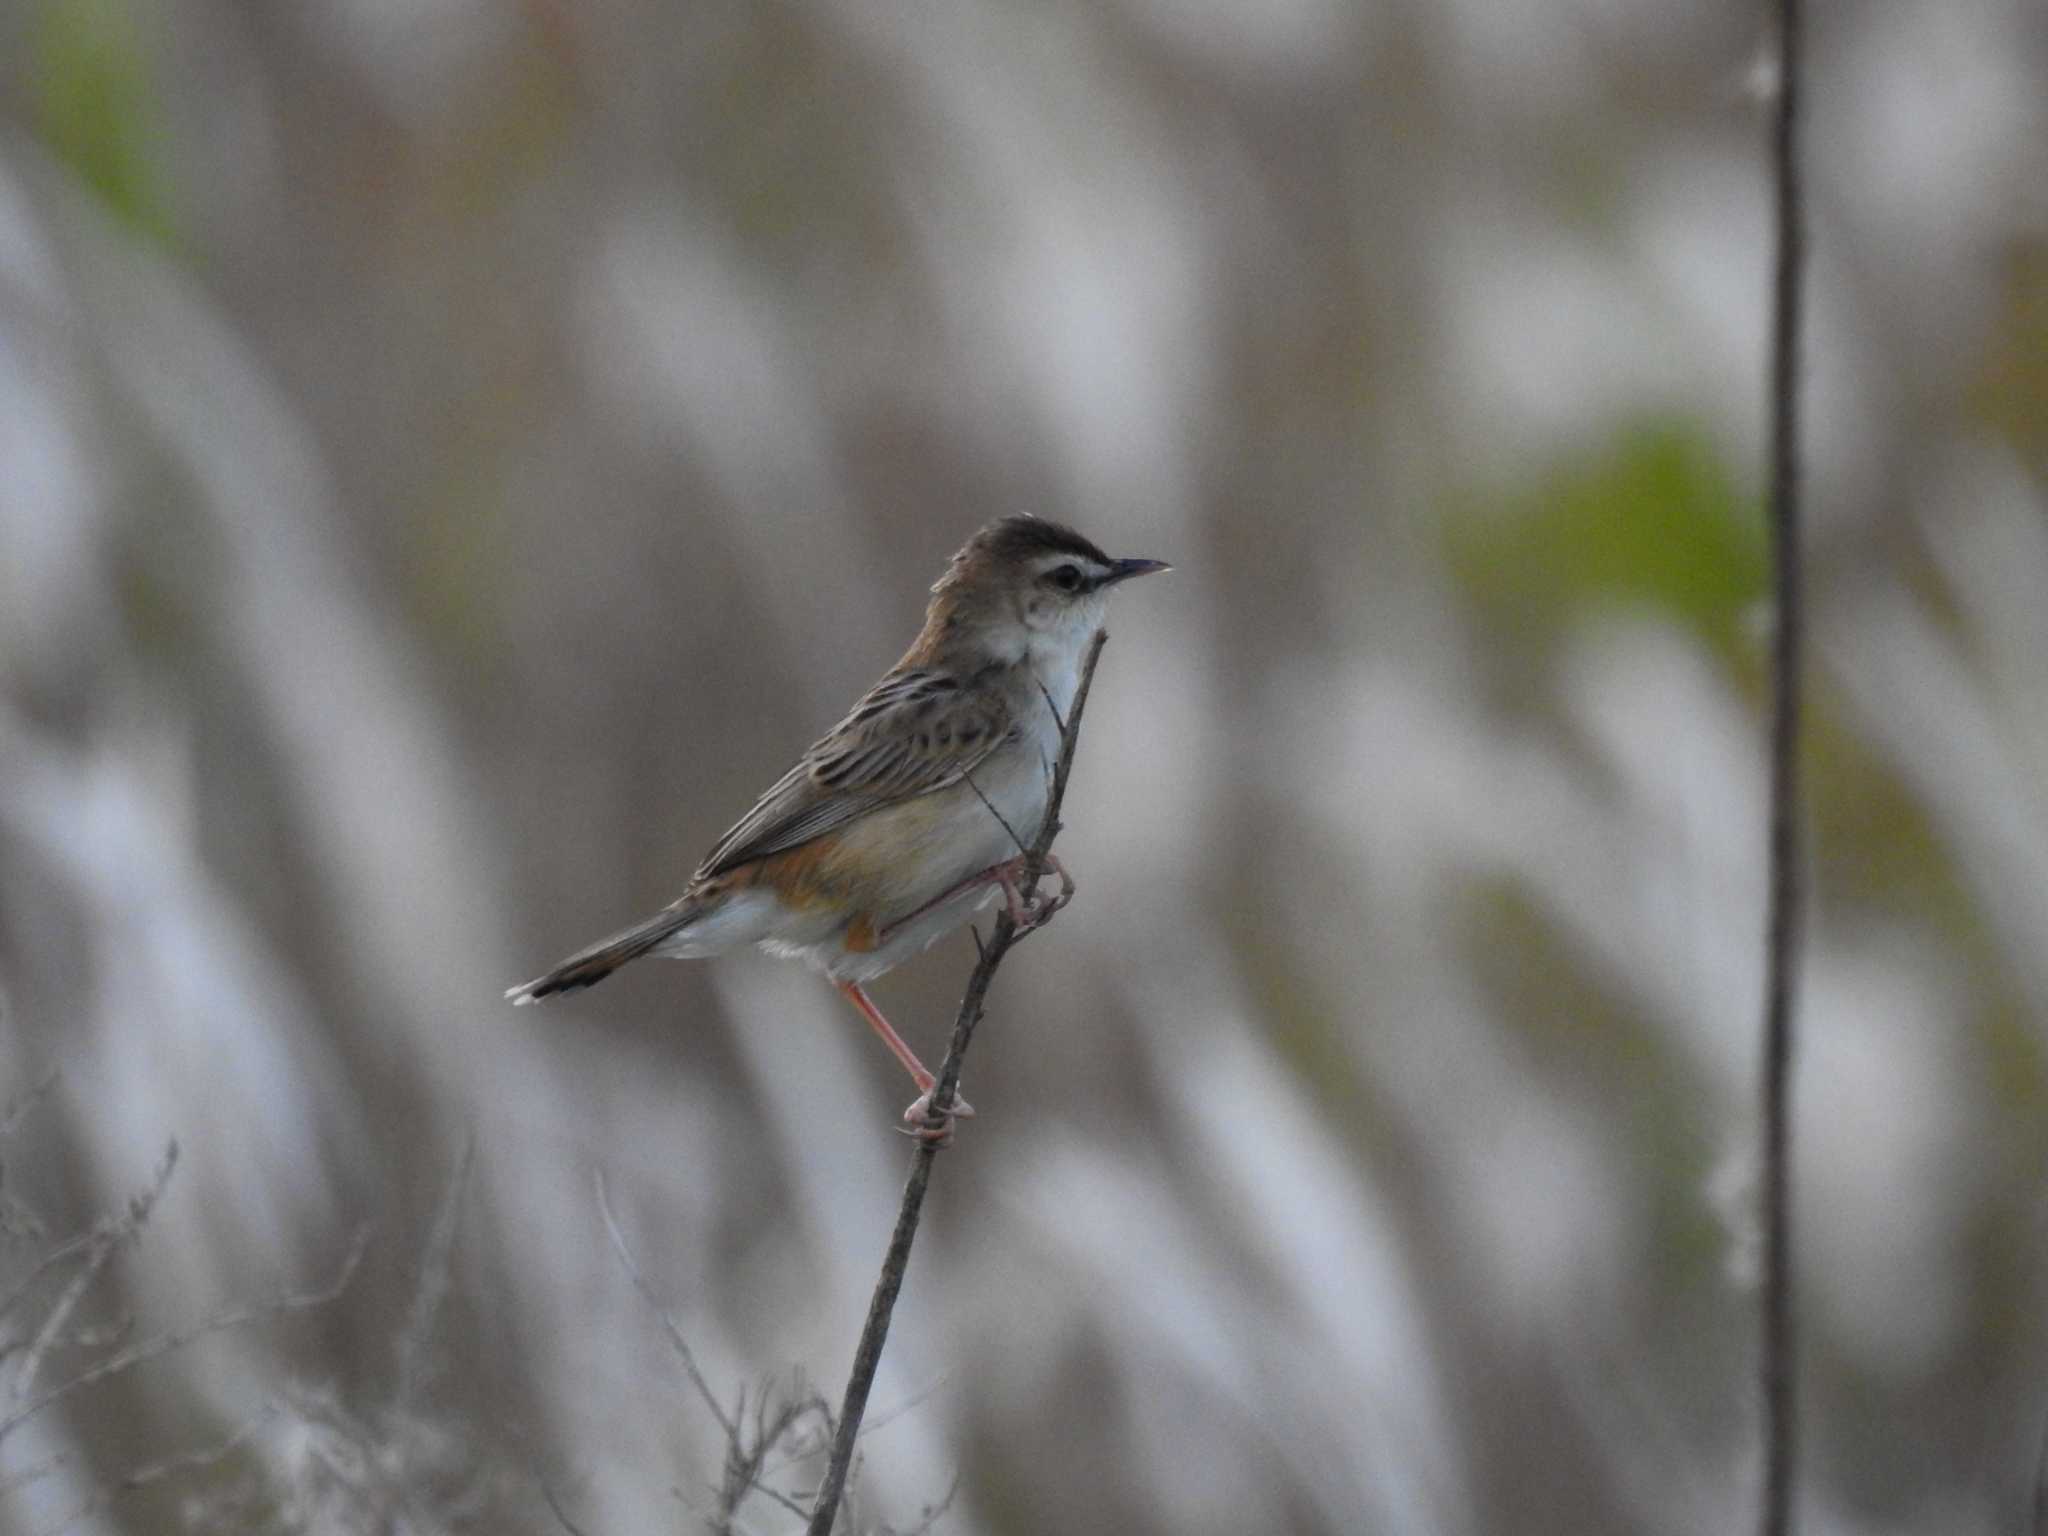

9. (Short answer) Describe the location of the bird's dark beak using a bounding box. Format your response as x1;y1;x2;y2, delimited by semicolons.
1105;557;1171;585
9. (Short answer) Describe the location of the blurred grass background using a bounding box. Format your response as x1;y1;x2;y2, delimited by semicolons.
1;0;2046;1531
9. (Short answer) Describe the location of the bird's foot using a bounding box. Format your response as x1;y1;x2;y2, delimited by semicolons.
899;1086;976;1147
996;853;1075;934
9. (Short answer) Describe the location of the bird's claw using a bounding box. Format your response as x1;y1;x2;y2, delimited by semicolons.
900;1087;975;1146
1000;854;1076;934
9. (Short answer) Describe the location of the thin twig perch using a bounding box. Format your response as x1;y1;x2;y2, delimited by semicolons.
804;628;1112;1536
1758;0;1807;1528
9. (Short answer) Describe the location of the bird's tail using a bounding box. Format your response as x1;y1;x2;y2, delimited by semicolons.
505;900;702;1005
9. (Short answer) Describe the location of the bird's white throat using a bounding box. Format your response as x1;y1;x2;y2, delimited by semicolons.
1021;596;1108;724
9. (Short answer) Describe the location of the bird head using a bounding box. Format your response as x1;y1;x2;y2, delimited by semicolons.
923;516;1170;668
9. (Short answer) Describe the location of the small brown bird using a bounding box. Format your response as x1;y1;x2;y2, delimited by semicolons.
507;517;1168;1138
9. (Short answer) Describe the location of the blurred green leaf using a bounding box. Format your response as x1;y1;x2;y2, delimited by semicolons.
34;0;176;249
1446;419;1765;652
1805;688;1954;913
1969;239;2048;474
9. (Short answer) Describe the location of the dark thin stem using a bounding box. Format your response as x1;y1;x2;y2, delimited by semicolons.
1759;0;1806;1529
805;630;1111;1536
541;1479;598;1536
2031;1404;2048;1536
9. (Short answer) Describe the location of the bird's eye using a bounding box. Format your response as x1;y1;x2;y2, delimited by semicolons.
1049;564;1083;592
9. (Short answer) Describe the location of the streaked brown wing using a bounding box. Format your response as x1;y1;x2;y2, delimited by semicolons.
692;668;1012;881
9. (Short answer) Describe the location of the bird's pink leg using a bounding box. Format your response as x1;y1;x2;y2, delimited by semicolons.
835;981;974;1143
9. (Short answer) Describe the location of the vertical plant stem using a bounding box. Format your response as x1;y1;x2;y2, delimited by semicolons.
1759;0;1806;1528
805;631;1111;1536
